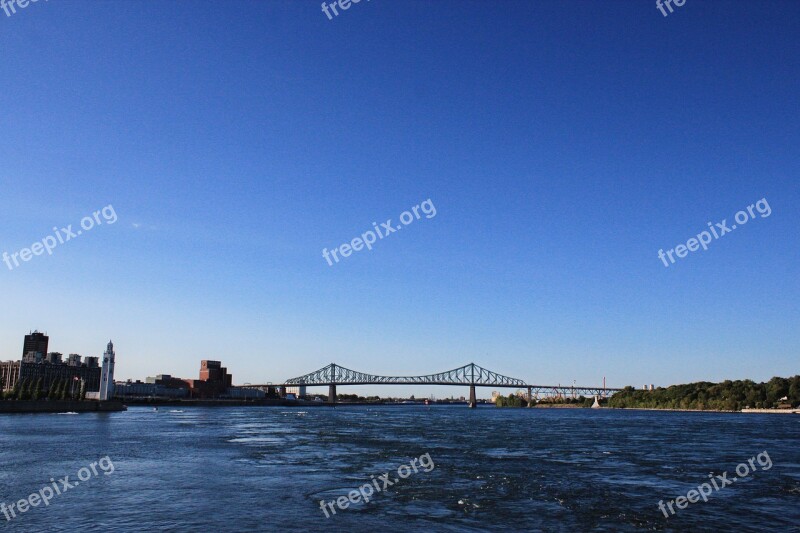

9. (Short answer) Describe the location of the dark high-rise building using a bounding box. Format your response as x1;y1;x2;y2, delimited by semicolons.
22;331;49;358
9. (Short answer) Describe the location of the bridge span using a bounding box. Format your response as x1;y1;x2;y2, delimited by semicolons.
251;363;624;408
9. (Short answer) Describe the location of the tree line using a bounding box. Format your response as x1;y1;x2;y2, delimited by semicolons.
1;378;87;401
495;394;527;407
607;375;800;411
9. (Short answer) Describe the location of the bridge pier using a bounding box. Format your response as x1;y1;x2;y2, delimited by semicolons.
328;384;336;405
277;363;622;409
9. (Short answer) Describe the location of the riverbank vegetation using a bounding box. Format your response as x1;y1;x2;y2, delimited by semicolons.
495;394;527;407
495;395;607;408
608;376;800;411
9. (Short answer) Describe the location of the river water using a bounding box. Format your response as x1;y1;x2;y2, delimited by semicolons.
0;406;798;532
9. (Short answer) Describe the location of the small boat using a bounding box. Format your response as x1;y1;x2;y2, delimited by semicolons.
153;407;159;412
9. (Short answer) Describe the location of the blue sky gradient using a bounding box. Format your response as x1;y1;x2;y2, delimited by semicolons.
1;0;798;397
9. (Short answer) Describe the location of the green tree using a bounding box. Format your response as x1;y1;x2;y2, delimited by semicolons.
48;379;59;400
16;379;28;400
496;393;525;408
608;376;800;411
32;378;43;401
2;379;18;400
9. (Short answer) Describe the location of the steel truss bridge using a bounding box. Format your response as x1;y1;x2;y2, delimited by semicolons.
252;363;623;408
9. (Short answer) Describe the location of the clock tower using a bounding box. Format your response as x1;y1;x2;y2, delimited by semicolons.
98;340;116;401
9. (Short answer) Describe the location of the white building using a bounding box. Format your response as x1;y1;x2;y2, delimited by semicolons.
98;340;116;401
286;386;307;397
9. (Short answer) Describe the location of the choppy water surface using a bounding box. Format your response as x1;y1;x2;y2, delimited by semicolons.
1;406;798;531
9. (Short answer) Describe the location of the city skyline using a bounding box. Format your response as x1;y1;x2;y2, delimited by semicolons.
2;1;798;398
3;329;620;394
0;326;792;401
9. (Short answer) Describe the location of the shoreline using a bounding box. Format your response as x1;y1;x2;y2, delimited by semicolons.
117;399;470;408
5;400;796;414
609;407;800;414
740;408;800;414
0;400;126;414
607;407;737;413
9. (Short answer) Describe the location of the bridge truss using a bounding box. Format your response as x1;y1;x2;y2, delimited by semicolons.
277;362;622;398
283;362;528;387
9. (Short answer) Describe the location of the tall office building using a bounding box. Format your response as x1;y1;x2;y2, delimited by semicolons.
98;341;116;401
22;331;48;358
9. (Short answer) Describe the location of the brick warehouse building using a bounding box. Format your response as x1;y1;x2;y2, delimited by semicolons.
115;361;263;400
183;360;233;398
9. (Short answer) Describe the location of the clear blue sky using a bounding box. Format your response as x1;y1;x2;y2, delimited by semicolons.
1;0;798;398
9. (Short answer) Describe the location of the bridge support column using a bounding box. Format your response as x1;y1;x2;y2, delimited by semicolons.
528;387;533;407
328;384;337;405
468;385;476;408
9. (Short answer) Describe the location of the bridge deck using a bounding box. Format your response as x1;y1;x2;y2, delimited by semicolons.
247;362;624;394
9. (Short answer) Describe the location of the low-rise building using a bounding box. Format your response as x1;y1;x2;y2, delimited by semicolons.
224;387;266;399
18;360;100;394
286;386;307;398
0;361;21;391
115;380;189;399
